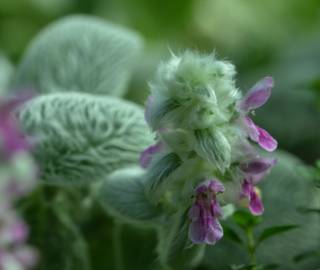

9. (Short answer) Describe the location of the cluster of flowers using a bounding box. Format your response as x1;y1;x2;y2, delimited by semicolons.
140;52;277;245
0;93;38;269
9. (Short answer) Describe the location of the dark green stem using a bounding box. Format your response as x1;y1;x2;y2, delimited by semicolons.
113;221;124;270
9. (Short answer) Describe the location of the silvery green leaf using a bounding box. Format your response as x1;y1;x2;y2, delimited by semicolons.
194;129;231;172
157;211;205;269
98;167;160;226
12;15;143;97
18;93;153;185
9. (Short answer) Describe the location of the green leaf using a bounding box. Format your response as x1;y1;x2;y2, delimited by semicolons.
223;225;243;245
18;93;153;185
293;250;320;262
257;225;299;246
157;210;205;269
12;15;143;97
98;166;160;226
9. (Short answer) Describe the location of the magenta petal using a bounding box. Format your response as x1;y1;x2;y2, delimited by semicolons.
139;142;163;168
239;77;273;112
241;157;277;175
249;189;264;215
189;219;207;244
206;218;223;245
256;126;278;152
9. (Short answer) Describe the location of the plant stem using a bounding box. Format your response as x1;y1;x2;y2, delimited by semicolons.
113;221;124;270
246;227;257;269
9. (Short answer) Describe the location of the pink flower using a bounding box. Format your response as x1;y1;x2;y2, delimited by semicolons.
188;180;224;245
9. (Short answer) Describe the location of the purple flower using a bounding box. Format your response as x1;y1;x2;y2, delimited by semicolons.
239;157;276;215
237;77;277;152
139;142;163;168
241;179;264;215
188;180;224;245
0;92;33;159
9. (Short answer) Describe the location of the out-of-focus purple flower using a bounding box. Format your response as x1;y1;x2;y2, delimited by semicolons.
240;157;277;175
237;77;277;152
139;142;163;168
0;92;38;269
188;180;224;245
0;92;33;159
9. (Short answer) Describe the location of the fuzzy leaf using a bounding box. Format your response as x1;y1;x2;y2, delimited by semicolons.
12;15;143;97
223;225;243;245
257;225;299;246
18;93;153;185
98;167;160;225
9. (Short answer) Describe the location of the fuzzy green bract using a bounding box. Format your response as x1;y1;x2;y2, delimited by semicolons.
12;15;142;97
18;93;153;185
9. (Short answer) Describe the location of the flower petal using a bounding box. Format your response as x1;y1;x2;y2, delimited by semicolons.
139;142;163;168
241;157;277;175
242;117;278;152
242;117;259;142
249;188;264;215
238;77;273;112
208;179;225;194
205;218;223;245
189;219;207;244
256;126;278;152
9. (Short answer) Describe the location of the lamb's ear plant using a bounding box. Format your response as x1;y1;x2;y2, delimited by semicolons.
98;51;280;269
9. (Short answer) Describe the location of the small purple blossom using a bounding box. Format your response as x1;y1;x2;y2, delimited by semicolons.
0;92;33;160
241;179;264;215
239;157;276;215
188;180;224;245
237;77;278;152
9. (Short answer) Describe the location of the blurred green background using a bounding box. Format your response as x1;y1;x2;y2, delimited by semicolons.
1;0;320;269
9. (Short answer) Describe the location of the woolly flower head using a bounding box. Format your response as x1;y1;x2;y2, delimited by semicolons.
147;51;240;131
142;50;277;246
